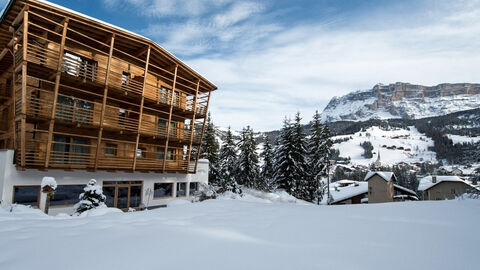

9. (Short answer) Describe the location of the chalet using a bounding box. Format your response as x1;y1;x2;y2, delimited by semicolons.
0;0;216;214
329;174;418;205
418;175;479;200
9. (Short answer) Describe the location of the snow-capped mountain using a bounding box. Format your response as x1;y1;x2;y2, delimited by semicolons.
322;82;480;122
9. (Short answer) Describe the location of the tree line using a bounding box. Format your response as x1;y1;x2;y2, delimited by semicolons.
200;110;333;203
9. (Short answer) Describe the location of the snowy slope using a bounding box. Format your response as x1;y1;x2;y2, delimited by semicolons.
1;198;479;270
322;82;480;122
333;126;436;166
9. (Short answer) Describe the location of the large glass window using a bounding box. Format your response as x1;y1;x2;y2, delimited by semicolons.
189;182;198;196
49;185;84;206
62;52;97;81
13;186;40;207
153;183;173;198
136;147;146;158
176;182;186;197
158;119;175;136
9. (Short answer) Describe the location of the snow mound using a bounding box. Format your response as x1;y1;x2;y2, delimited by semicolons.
218;188;310;205
0;204;49;220
77;205;123;217
168;199;193;207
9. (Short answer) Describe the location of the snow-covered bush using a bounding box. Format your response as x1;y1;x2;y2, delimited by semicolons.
74;179;106;215
193;183;217;202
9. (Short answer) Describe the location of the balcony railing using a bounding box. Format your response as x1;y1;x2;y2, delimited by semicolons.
19;40;205;115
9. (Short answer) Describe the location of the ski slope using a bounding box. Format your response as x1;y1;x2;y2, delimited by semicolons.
333;126;437;166
1;195;478;270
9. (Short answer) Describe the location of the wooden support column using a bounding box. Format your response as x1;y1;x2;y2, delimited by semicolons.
186;80;200;172
132;46;151;171
19;7;29;168
12;32;17;151
162;64;178;172
194;90;212;172
44;18;69;168
94;34;116;170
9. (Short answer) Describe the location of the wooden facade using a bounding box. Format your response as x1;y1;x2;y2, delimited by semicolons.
0;0;217;173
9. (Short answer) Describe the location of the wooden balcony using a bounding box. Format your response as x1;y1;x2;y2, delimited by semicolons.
20;40;207;117
18;130;194;172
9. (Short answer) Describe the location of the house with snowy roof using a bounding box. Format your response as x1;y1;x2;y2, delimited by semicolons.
329;172;418;205
0;0;216;214
418;175;480;200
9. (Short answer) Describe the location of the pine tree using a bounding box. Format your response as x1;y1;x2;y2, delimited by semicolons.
218;126;240;193
291;112;309;200
260;136;276;192
236;126;260;188
306;111;333;203
74;179;106;214
273;117;297;195
200;113;220;184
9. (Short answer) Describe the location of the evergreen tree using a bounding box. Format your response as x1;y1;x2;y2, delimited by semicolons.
218;126;240;192
273;117;297;195
200;113;220;184
74;179;106;215
291;112;309;199
306;110;333;203
260;136;276;192
236;126;260;188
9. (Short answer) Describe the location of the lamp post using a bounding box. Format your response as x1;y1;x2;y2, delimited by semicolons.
327;160;335;205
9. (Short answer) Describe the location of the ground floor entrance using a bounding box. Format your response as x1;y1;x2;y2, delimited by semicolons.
103;181;143;211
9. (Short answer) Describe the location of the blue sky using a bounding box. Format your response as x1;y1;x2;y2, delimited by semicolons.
3;0;479;131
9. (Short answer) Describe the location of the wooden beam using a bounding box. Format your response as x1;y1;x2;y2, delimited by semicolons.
0;48;8;63
94;34;115;170
54;18;67;33
194;90;212;172
101;33;114;46
133;45;149;58
186;80;200;172
12;6;26;27
132;45;151;171
20;8;29;168
162;64;178;172
44;18;69;168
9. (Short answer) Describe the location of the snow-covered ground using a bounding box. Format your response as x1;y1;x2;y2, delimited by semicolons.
1;194;478;270
333;126;437;166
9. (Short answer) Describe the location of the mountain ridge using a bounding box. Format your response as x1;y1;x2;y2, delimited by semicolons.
321;82;480;122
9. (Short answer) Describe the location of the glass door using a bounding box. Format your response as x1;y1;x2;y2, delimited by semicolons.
102;181;143;211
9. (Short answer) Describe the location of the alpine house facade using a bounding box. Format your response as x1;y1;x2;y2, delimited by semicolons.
0;0;217;214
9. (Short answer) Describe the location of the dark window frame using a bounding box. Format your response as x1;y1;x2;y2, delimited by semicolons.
12;185;41;208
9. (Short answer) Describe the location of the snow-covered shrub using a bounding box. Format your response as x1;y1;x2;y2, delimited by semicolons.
193;183;217;202
74;179;106;215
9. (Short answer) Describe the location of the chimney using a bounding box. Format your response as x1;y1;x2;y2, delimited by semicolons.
432;176;437;183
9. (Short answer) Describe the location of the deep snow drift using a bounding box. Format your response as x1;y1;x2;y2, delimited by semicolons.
0;195;478;270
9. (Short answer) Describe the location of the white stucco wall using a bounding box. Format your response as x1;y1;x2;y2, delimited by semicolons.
0;150;209;215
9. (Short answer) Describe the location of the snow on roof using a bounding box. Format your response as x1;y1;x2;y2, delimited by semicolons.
330;181;368;204
418;175;475;191
34;0;151;41
393;184;417;196
365;171;395;182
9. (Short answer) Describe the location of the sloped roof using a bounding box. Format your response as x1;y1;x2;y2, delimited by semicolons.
418;175;478;191
365;171;395;182
0;0;217;91
329;181;368;204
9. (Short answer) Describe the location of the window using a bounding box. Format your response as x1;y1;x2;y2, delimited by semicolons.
451;189;456;195
49;185;84;206
74;99;93;124
176;182;186;197
13;186;40;207
62;52;97;81
55;95;92;124
122;72;130;85
158;119;176;136
189;182;198;195
56;95;74;122
136;147;146;158
52;135;90;165
105;143;117;156
153;183;173;198
156;147;174;160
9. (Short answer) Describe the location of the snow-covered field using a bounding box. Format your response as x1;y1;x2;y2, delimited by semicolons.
1;193;478;270
333;126;436;166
